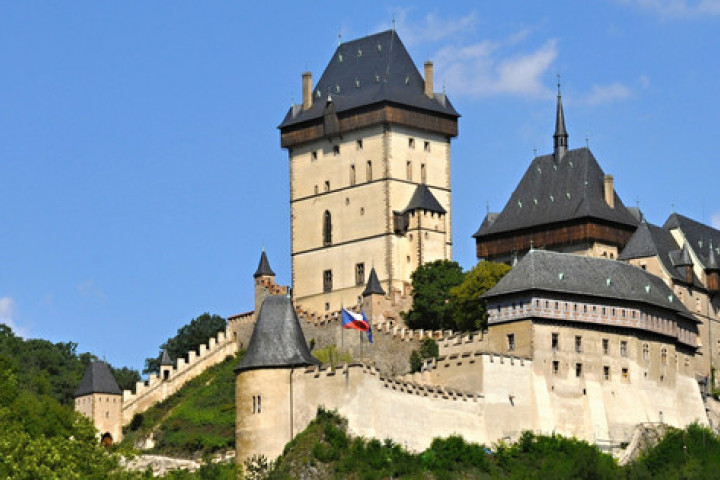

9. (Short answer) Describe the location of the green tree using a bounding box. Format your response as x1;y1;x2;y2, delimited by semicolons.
111;365;142;392
403;260;464;330
144;313;226;374
449;261;510;331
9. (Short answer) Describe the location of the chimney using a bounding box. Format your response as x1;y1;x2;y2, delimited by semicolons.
424;61;433;98
302;72;312;110
603;174;615;208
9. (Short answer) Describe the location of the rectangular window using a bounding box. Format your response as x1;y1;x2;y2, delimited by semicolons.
552;333;559;351
552;360;559;375
622;368;629;383
311;150;318;160
576;363;583;377
356;139;363;150
323;270;333;293
333;145;340;155
324;180;330;192
421;163;427;183
424;141;430;152
620;341;628;357
355;263;365;286
575;336;582;353
507;334;515;351
409;137;415;149
603;366;610;380
406;161;412;181
602;338;609;355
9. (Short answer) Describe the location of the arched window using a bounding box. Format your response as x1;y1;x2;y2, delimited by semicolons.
366;161;373;181
323;211;332;245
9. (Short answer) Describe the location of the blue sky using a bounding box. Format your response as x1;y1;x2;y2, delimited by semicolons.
2;1;719;372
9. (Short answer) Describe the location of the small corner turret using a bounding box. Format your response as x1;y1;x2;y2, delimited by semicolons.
706;242;719;294
160;349;174;381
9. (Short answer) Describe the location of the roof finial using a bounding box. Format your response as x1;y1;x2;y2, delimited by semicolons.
338;30;342;46
486;201;490;215
553;75;568;161
533;147;537;157
392;17;396;32
585;131;589;148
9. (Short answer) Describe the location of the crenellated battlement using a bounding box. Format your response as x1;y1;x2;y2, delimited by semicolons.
121;325;239;424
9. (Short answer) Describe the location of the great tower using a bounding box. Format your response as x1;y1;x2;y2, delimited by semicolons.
279;30;459;313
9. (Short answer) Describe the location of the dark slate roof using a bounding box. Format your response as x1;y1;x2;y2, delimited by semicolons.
664;213;720;270
160;349;173;366
362;267;386;296
483;250;697;322
74;361;122;397
619;221;701;286
403;184;446;214
473;148;639;238
279;30;458;129
235;295;320;373
707;244;720;271
676;243;694;267
253;250;275;278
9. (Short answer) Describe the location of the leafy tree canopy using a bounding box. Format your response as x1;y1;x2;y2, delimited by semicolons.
449;261;511;331
144;313;226;375
403;260;464;330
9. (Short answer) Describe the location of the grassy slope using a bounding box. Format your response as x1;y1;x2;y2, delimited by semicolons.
121;351;242;457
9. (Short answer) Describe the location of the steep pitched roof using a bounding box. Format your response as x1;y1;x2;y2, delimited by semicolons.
235;295;320;373
484;250;696;322
253;250;275;278
403;184;446;214
474;148;638;238
279;30;458;129
74;361;122;397
619;221;702;286
664;213;720;270
362;267;386;296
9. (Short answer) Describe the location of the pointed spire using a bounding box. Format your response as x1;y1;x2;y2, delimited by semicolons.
553;76;568;160
253;250;275;278
160;349;173;366
362;267;386;297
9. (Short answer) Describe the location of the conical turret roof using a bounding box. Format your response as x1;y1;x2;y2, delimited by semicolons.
74;361;122;397
676;243;694;267
707;243;720;272
402;184;446;214
253;250;275;278
362;267;386;296
160;349;173;366
235;295;320;373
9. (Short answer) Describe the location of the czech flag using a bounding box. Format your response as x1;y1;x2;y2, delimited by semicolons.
342;308;373;343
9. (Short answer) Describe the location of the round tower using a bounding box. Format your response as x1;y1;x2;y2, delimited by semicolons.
235;295;320;464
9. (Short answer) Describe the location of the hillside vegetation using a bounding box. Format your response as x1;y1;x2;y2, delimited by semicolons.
261;408;720;480
122;350;242;457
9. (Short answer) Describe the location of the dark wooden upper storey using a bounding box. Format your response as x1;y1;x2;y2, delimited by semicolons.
278;30;459;150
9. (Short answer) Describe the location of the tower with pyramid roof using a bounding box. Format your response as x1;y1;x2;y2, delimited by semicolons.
74;360;123;445
279;30;459;313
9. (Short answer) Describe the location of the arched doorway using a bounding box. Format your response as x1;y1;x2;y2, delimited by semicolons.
101;432;114;447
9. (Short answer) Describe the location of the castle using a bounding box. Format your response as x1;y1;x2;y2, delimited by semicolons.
75;29;720;465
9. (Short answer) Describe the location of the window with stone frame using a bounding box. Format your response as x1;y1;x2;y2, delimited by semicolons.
602;338;609;355
323;211;332;245
355;262;365;286
575;335;582;353
552;332;559;351
323;270;333;293
603;366;610;380
620;341;628;357
507;333;515;351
